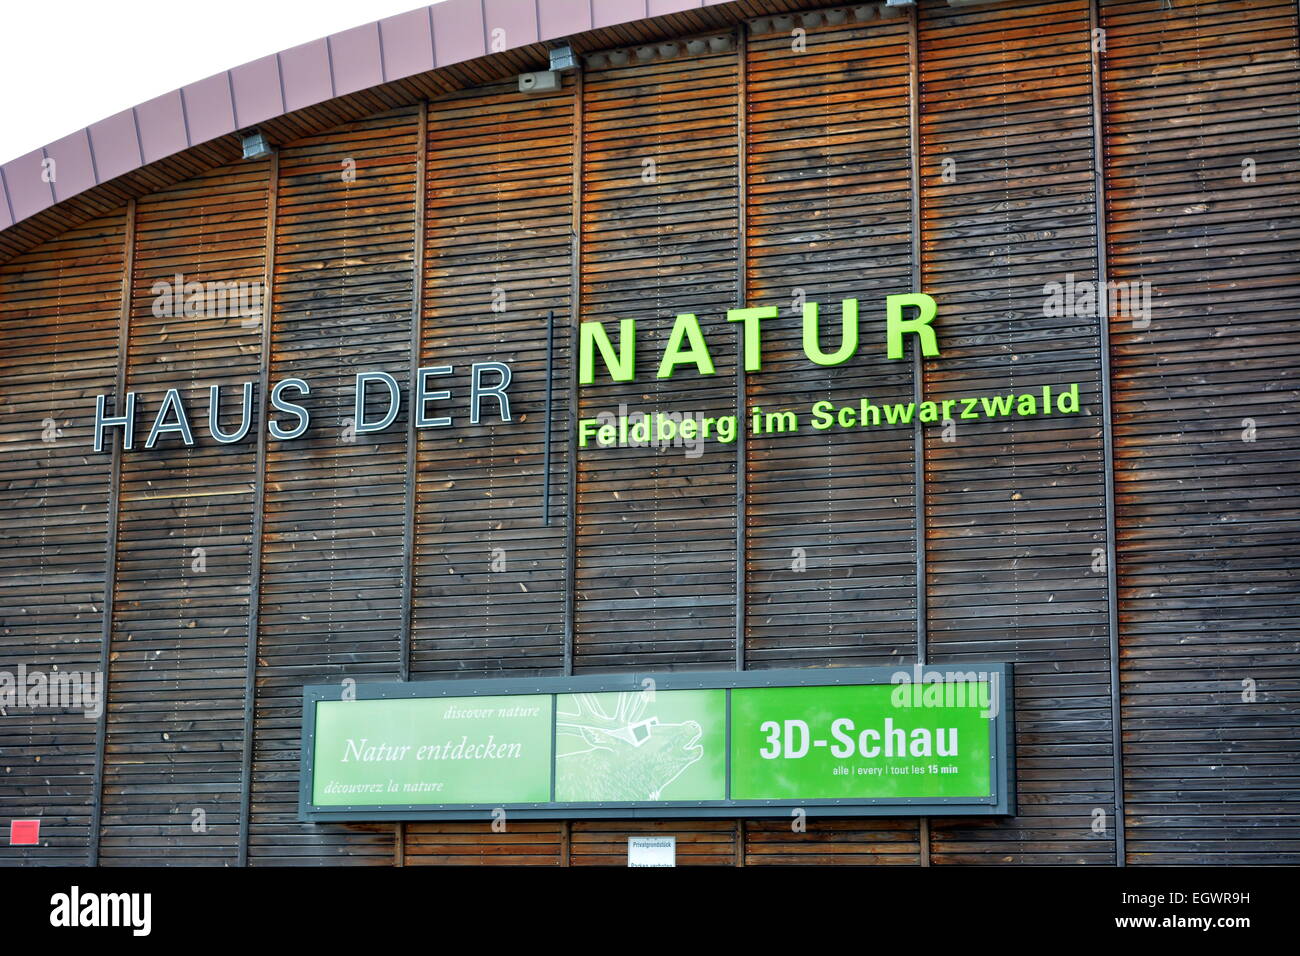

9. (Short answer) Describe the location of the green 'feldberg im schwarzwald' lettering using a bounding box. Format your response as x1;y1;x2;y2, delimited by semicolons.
573;293;1085;448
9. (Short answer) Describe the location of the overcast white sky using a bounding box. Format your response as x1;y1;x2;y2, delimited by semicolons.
0;0;441;166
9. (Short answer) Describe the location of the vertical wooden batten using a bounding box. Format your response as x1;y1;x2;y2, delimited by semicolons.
735;24;749;673
562;67;584;867
908;3;927;670
543;309;555;528
395;102;429;867
237;152;279;868
565;68;583;680
1088;0;1125;867
907;5;930;869
401;103;429;686
87;198;136;866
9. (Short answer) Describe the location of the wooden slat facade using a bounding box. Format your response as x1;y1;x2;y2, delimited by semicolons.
102;166;268;864
1102;0;1300;864
1;0;1297;866
919;0;1115;865
0;213;124;862
251;109;420;865
576;50;742;669
745;12;918;668
413;79;574;678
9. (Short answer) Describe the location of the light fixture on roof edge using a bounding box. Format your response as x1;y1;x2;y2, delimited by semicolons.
241;130;273;160
549;45;577;71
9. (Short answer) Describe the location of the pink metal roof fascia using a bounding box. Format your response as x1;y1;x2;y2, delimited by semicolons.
0;0;735;232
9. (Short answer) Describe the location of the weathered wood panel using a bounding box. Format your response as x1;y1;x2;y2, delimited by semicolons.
249;108;418;865
101;164;267;864
404;820;565;865
1102;0;1300;865
744;818;921;865
918;0;1116;864
411;79;574;678
575;50;742;671
744;13;918;668
0;212;124;863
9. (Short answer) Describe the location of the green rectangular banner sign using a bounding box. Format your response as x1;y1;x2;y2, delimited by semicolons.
312;695;553;807
300;665;1013;821
730;684;991;801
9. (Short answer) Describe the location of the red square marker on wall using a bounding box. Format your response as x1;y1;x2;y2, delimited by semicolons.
9;820;39;845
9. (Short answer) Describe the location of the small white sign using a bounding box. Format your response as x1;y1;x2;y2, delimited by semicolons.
628;835;676;867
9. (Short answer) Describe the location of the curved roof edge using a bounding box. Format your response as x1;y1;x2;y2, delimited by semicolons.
0;0;735;232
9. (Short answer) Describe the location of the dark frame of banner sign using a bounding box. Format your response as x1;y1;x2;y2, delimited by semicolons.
298;664;1015;822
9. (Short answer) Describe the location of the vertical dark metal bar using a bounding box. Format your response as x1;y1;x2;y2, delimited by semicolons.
565;68;583;678
88;197;136;866
1089;0;1126;867
237;153;278;868
735;24;748;673
401;102;429;685
543;310;555;526
908;2;931;870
